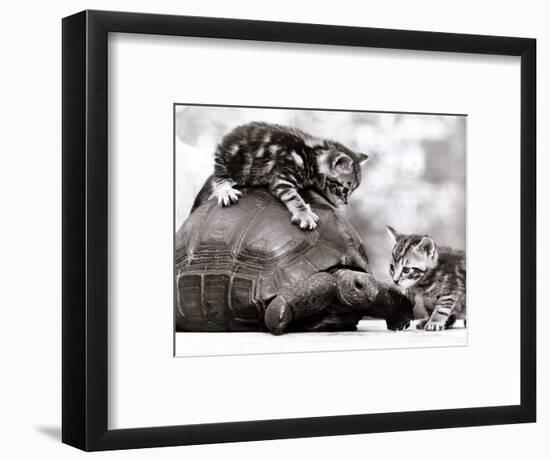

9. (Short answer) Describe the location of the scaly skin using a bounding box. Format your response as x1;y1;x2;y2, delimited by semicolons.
264;272;338;335
264;269;413;335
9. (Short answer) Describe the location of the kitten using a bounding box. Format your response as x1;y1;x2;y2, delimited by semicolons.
193;122;368;230
386;225;466;331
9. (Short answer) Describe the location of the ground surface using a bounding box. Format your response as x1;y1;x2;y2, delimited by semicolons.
175;319;467;357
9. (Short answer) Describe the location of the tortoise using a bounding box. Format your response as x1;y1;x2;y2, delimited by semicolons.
175;188;414;334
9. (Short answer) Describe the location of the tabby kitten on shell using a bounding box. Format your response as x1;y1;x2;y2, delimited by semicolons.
192;122;369;230
386;225;466;331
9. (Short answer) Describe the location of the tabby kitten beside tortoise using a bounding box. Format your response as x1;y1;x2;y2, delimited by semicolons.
386;225;466;331
192;122;369;229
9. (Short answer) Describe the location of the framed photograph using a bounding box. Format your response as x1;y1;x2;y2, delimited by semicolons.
62;10;536;451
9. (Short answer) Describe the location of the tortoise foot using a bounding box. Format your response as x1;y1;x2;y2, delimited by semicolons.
264;296;293;335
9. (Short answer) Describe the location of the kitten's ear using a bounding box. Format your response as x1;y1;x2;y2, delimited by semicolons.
386;225;399;243
416;236;437;259
333;153;353;172
356;153;369;165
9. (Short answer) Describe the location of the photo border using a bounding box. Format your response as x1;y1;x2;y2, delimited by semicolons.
62;10;536;451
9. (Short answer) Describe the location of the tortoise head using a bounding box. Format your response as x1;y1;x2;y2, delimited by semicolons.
374;286;415;331
333;269;414;331
333;269;379;308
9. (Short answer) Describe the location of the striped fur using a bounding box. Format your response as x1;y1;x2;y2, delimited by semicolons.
386;225;466;331
205;122;368;230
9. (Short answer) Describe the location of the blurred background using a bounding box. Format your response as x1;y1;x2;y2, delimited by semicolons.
175;105;466;284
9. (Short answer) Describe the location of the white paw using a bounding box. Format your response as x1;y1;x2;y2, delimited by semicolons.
291;206;319;230
212;180;242;207
424;321;445;331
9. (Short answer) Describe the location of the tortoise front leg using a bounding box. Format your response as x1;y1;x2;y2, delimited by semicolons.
264;270;414;335
264;272;339;335
264;296;293;335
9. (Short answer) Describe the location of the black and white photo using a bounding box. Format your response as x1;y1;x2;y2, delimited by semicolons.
174;105;467;355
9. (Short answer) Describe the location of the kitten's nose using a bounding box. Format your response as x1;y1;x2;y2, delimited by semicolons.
392;278;400;286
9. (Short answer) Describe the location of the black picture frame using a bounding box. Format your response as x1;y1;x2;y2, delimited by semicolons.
62;9;536;451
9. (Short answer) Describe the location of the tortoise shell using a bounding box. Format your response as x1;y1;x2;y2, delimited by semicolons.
175;188;370;331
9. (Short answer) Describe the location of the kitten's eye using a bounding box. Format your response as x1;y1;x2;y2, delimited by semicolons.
389;263;394;273
402;267;410;274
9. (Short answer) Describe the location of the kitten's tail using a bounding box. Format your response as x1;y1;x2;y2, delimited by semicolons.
190;174;215;214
